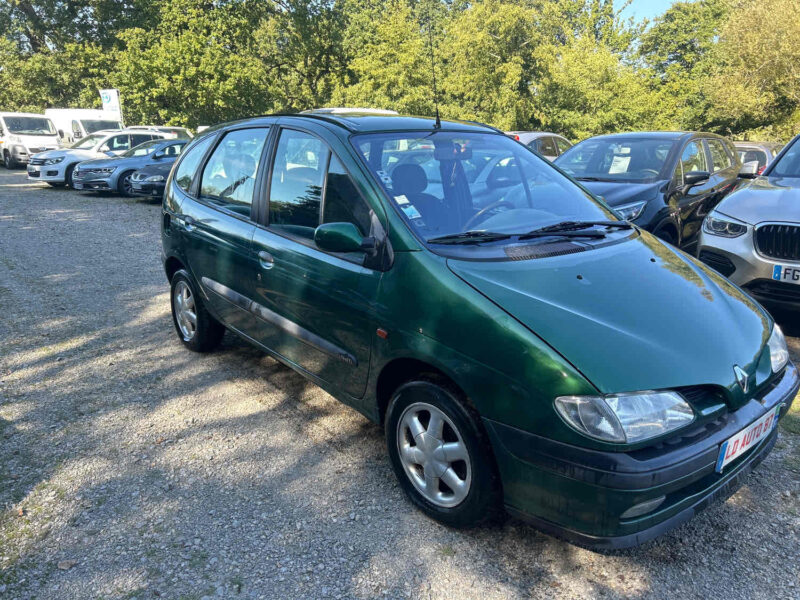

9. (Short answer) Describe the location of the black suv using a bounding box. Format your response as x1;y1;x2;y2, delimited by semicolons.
555;132;750;250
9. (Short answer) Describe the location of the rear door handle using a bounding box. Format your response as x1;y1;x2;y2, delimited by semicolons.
258;250;274;270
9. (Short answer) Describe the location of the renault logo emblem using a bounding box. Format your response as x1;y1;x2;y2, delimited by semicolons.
733;365;749;394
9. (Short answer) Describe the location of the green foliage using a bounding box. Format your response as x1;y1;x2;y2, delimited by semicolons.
0;0;797;141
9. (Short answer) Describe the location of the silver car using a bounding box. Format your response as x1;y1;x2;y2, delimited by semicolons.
506;131;572;161
697;134;800;311
733;141;783;176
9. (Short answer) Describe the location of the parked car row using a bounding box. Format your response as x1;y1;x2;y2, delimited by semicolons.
22;128;188;197
158;110;797;548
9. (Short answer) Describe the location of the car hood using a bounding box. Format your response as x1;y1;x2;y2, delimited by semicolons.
34;148;96;161
447;233;771;402
76;156;127;169
714;176;800;224
577;180;663;207
136;162;174;176
13;134;60;149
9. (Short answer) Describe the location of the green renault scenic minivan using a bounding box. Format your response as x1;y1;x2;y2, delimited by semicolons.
161;112;798;549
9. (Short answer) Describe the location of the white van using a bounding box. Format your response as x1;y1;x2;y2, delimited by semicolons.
44;109;123;144
0;112;62;168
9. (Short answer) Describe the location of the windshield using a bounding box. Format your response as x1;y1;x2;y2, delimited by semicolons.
352;131;615;242
82;119;122;133
70;133;105;149
122;140;162;157
767;138;800;178
2;116;57;136
556;138;675;183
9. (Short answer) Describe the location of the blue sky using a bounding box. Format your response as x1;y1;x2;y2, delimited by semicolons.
620;0;677;23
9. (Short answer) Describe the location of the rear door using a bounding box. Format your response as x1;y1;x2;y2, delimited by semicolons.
176;127;270;334
249;126;383;398
703;137;740;212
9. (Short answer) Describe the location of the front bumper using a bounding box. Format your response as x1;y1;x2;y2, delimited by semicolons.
27;162;68;183
131;180;166;198
485;362;799;549
697;229;800;309
72;175;113;191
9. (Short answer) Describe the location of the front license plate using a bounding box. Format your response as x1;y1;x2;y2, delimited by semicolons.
773;265;800;285
716;406;780;472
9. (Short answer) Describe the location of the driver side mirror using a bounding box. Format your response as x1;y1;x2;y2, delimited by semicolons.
314;222;373;254
58;129;64;138
738;161;759;179
153;150;166;159
683;171;710;188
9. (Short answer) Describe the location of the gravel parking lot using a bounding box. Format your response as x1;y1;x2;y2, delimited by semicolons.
1;168;800;600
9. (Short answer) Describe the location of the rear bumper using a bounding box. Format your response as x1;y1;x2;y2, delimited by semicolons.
486;362;799;549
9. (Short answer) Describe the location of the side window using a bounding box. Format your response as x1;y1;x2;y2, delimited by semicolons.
268;130;329;240
199;128;269;216
707;139;732;172
538;137;558;156
101;134;130;152
555;137;572;155
164;143;184;157
174;136;215;192
680;141;708;178
131;134;153;147
322;155;372;236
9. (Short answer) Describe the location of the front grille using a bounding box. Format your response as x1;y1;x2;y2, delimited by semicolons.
698;250;736;277
756;223;800;260
28;157;45;165
744;279;800;304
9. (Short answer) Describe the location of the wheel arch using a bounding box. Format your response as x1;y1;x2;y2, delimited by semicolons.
375;357;467;428
164;255;186;283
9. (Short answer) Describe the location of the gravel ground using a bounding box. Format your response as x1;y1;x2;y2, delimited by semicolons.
1;167;800;600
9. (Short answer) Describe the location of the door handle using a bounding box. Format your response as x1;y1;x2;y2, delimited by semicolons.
258;250;274;270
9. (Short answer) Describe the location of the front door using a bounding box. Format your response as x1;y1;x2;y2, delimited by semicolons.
250;127;383;398
673;139;715;246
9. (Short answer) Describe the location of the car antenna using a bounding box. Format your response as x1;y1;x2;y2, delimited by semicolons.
426;7;441;129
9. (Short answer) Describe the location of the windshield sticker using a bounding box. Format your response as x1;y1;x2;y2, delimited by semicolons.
609;155;631;173
394;194;410;205
401;204;422;220
376;169;393;186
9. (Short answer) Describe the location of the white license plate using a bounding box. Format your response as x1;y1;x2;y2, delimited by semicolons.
773;265;800;285
716;406;780;472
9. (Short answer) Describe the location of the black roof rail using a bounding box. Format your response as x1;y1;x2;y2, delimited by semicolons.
251;112;358;132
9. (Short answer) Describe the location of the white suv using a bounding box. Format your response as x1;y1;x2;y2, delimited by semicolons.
27;129;168;187
0;112;61;168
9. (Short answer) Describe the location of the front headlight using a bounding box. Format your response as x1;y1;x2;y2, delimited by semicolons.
555;391;694;444
703;212;747;238
614;200;647;221
145;175;165;182
768;325;789;373
96;167;116;174
43;157;64;165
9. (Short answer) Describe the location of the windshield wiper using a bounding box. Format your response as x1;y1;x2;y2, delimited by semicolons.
575;176;603;181
518;220;631;241
427;230;512;245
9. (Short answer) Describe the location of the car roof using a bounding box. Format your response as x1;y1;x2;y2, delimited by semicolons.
203;112;501;135
0;112;52;119
506;131;565;138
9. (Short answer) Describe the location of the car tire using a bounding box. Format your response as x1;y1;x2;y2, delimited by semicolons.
117;170;135;197
47;182;65;187
65;164;76;188
170;269;225;352
3;151;17;169
385;375;502;528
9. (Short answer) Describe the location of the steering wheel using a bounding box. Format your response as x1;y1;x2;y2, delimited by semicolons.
462;200;516;231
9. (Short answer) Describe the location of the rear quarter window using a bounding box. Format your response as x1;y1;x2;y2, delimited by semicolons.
174;135;215;192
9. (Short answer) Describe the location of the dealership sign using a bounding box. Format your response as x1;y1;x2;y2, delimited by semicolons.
99;89;122;122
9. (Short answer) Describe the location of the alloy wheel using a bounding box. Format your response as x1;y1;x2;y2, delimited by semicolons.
396;401;472;508
173;280;197;340
121;173;134;196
